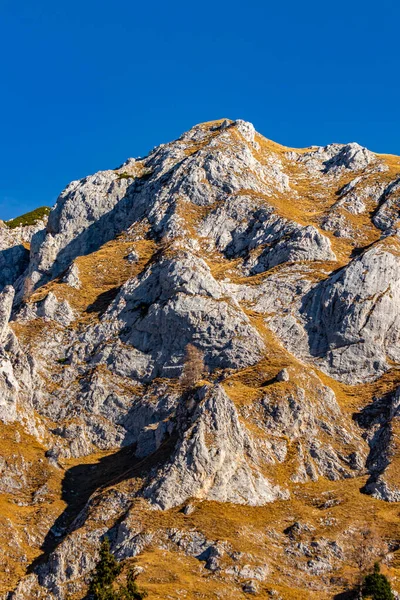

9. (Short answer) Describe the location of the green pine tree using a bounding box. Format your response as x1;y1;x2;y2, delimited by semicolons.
88;538;147;600
119;568;148;599
89;538;121;600
362;562;394;600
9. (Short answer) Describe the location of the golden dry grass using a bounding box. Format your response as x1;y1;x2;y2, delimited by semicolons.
0;422;66;593
28;237;157;318
74;474;400;599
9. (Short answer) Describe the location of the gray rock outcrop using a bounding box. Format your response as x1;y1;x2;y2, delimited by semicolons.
0;219;46;291
300;238;400;382
144;385;287;509
89;250;265;380
356;386;400;501
62;263;81;289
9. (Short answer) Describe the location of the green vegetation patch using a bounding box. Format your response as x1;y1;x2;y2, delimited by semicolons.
6;206;51;229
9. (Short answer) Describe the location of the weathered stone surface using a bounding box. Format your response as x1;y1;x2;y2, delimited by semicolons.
242;579;259;594
322;142;376;172
17;292;75;326
355;386;400;501
372;176;400;232
89;251;265;380
61;263;81;289
28;173;133;285
300;238;400;383
144;385;288;509
298;142;379;174
276;368;289;382
199;196;335;273
259;380;364;482
0;285;14;341
0;220;46;291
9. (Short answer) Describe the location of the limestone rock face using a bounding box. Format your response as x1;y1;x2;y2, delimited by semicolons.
0;286;34;425
4;119;400;600
90;251;265;380
0;285;14;341
29;173;133;285
322;142;376;172
0;218;46;291
301;238;400;382
298;141;379;174
372;176;400;232
356;386;400;502
199;196;335;273
144;385;287;509
62;263;81;289
17;292;75;326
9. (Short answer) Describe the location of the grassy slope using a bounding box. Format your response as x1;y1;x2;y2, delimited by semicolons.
6;206;51;229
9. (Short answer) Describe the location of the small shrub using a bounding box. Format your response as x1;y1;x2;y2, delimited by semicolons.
88;538;147;600
180;343;206;392
89;538;121;600
362;562;394;599
116;172;133;180
119;569;147;599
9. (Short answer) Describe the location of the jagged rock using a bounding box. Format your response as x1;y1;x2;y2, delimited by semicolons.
135;421;169;458
18;292;75;326
0;286;14;341
0;219;46;291
90;251;265;379
228;563;269;581
0;291;34;425
200;196;335;273
61;263;81;289
28;119;290;287
126;249;139;263
321;212;355;238
372;176;400;231
260;382;364;482
321;178;387;243
235;119;258;148
182;503;195;515
219;118;232;130
298;142;378;174
284;521;314;539
356;386;400;501
300;238;400;383
8;573;43;600
323;142;376;172
144;385;287;509
33;528;106;598
29;173;134;284
242;580;259;594
247;225;335;274
0;244;29;292
276;368;289;382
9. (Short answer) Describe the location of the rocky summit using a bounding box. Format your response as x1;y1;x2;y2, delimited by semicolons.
2;119;400;599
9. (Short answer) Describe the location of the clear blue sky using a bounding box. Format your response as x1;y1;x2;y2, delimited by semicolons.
0;0;399;220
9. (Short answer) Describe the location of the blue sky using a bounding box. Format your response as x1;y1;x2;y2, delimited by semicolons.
0;0;399;219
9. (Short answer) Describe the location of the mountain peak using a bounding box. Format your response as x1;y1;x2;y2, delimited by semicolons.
2;121;400;599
